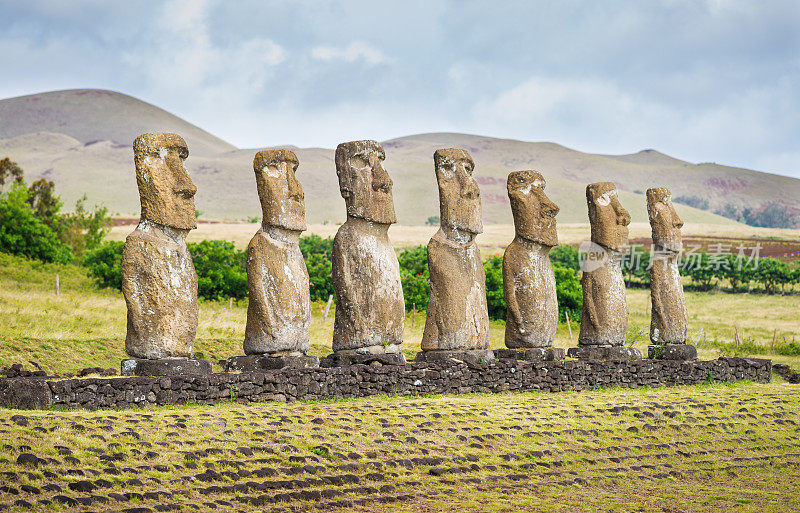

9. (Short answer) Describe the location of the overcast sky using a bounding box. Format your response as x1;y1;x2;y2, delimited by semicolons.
1;0;798;177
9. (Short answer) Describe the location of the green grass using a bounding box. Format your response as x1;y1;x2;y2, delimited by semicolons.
2;251;800;374
0;383;797;511
2;252;800;511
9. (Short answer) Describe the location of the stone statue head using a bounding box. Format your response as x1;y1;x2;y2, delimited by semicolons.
507;170;559;247
586;182;630;252
335;140;397;224
647;187;683;253
253;149;306;232
133;133;197;231
434;148;483;237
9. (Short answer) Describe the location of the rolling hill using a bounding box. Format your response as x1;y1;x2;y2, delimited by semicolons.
1;89;798;226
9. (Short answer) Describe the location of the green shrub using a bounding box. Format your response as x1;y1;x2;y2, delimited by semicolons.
718;253;756;292
483;256;505;320
554;265;582;321
56;195;112;258
398;245;428;310
754;257;795;294
682;252;716;290
299;234;333;261
306;252;334;302
84;241;124;289
623;248;650;287
300;235;335;302
188;240;247;300
549;244;580;271
776;342;800;357
0;183;73;264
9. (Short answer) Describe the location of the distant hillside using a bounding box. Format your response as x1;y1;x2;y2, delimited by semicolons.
1;89;798;226
0;89;235;157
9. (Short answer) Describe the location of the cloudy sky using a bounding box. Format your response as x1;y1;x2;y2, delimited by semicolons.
1;0;799;177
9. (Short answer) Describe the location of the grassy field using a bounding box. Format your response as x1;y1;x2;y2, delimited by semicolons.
1;251;798;375
0;383;797;511
1;244;800;511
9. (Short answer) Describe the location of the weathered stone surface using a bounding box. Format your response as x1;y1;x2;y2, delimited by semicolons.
415;350;495;365
320;353;406;368
244;149;310;355
578;182;631;348
567;346;642;361
224;355;319;372
647;187;689;346
133;133;197;231
773;364;800;383
496;348;565;361
331;141;404;354
422;149;489;352
0;378;53;409
123;133;198;360
503;170;560;348
120;358;211;377
648;344;697;361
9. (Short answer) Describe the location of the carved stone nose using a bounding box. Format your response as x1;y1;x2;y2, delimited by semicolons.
543;199;560;217
372;163;392;192
288;171;304;200
617;208;631;226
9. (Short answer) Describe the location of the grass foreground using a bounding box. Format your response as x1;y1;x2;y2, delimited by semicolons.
0;382;797;512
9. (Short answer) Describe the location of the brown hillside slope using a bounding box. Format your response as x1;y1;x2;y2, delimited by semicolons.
0;89;235;157
1;90;796;226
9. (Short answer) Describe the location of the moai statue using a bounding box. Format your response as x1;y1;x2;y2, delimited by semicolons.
225;150;318;372
120;133;210;376
324;140;405;367
495;171;565;362
418;149;492;363
568;182;641;360
647;187;695;360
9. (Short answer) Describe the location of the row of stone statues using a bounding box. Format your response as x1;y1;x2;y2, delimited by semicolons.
120;133;693;376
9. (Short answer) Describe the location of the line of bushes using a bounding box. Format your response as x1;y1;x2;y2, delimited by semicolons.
616;248;800;294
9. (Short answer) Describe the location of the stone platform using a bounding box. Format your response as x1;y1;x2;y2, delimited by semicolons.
496;348;565;361
415;350;495;365
120;358;212;377
320;352;407;368
223;355;319;372
0;357;772;410
567;346;643;361
648;344;698;361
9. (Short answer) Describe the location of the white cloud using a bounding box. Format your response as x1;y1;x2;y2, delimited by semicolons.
471;75;672;153
310;41;386;65
469;73;800;177
122;0;285;99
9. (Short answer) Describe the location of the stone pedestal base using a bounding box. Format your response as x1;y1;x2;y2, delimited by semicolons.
496;348;565;361
121;358;212;377
320;352;407;368
566;346;642;361
648;344;697;361
223;355;319;372
415;350;495;365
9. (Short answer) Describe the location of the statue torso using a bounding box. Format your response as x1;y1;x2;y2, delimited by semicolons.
422;229;489;351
